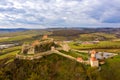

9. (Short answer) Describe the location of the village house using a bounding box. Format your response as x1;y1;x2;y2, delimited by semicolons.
90;50;99;67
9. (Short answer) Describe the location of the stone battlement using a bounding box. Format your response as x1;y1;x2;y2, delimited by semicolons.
16;50;54;60
17;35;71;60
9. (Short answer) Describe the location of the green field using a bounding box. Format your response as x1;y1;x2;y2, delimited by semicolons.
1;46;21;54
69;41;120;53
98;55;120;80
0;30;51;43
0;50;19;60
59;50;88;60
0;46;21;60
78;32;117;41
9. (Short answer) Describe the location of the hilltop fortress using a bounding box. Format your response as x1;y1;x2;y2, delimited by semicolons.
16;35;101;67
16;35;70;60
21;35;70;55
21;35;55;55
16;35;116;68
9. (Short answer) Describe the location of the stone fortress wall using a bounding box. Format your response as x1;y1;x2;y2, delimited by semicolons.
16;35;70;60
16;35;116;67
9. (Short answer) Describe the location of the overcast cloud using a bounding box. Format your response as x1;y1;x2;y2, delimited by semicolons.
0;0;120;28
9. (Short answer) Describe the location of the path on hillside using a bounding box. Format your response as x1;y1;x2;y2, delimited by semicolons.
53;50;76;60
53;50;89;64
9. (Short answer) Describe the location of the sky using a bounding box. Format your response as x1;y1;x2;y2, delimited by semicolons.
0;0;120;28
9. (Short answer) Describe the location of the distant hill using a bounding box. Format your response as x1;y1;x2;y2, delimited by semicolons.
49;28;120;41
0;28;29;33
0;27;120;42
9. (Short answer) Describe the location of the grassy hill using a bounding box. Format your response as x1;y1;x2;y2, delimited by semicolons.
0;30;51;44
0;28;28;33
0;53;120;80
0;28;119;42
78;32;116;41
0;54;88;80
49;29;119;41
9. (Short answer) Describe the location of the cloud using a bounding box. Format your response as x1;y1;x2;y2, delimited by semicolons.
0;0;120;28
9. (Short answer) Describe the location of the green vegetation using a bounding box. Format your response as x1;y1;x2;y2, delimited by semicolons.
0;53;120;80
69;41;120;53
50;29;83;40
1;46;21;54
0;54;88;80
0;30;51;43
0;50;19;60
0;30;49;37
0;34;34;42
0;28;120;80
59;50;88;60
0;46;21;60
50;29;118;41
49;36;66;41
79;33;116;41
95;49;120;53
98;55;120;80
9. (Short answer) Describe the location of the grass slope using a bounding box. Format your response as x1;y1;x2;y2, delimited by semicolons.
0;53;120;80
69;41;120;53
0;54;88;80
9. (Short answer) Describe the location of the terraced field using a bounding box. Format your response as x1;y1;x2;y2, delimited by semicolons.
69;41;120;53
0;50;20;60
